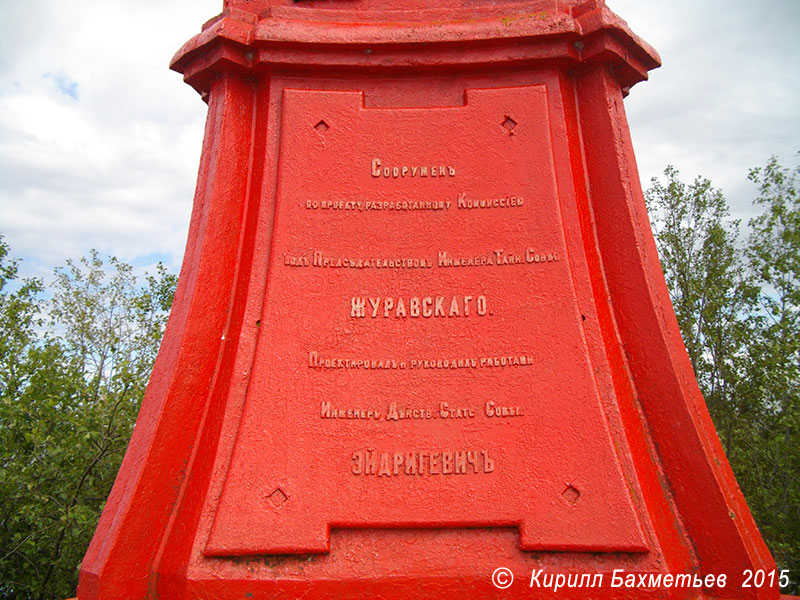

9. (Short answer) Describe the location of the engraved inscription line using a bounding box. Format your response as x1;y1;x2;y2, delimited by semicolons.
371;158;456;179
308;351;536;370
349;295;488;318
319;400;525;423
282;249;560;268
351;449;495;476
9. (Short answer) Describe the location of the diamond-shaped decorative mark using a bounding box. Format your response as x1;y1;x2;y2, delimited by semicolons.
267;487;288;508
314;119;329;133
501;115;517;134
562;484;581;505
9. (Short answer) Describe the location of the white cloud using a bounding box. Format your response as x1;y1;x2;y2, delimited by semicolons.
611;0;800;221
1;0;219;279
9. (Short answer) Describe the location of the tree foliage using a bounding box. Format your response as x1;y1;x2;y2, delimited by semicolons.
647;156;799;592
0;240;176;600
740;157;800;585
645;167;757;454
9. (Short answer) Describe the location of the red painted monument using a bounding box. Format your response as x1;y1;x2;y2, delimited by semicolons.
79;1;781;598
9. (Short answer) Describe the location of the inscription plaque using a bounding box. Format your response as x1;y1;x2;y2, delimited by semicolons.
206;86;646;555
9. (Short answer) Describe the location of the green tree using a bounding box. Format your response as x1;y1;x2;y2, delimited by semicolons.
646;158;800;592
645;166;756;453
0;236;68;598
738;156;800;584
0;241;176;600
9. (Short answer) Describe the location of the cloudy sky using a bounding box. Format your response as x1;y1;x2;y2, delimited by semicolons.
1;0;798;282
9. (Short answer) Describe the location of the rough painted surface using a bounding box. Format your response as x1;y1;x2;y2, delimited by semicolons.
78;1;778;598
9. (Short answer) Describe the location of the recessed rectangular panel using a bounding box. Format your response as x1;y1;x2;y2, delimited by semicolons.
206;86;646;555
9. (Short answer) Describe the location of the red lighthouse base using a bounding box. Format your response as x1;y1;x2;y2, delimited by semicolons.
79;1;780;598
